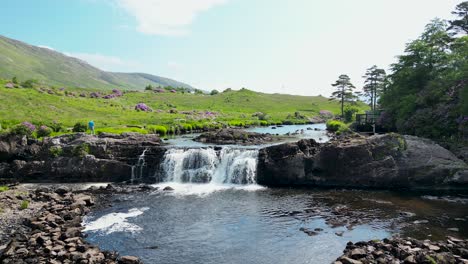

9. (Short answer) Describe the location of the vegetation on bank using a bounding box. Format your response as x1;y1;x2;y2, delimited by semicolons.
0;186;9;192
329;3;467;142
0;79;368;137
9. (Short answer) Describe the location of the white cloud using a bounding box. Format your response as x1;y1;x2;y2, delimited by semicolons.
64;52;139;71
117;0;227;36
167;61;184;70
38;45;55;51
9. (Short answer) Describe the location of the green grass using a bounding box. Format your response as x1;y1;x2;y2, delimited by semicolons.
0;186;9;192
19;200;29;210
0;79;368;135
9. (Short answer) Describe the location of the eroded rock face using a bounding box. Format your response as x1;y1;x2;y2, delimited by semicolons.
0;133;166;183
257;134;468;190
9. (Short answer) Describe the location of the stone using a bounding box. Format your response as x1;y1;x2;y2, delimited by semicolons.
339;256;363;264
163;186;174;191
55;186;71;195
350;248;367;259
119;256;141;264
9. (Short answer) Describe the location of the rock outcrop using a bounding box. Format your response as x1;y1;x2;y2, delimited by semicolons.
0;133;166;183
257;134;468;190
194;128;281;145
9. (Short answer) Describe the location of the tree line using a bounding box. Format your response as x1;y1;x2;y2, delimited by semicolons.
329;1;467;141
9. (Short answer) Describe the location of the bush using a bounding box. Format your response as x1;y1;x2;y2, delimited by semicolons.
73;122;88;132
326;120;345;132
37;125;53;138
49;121;64;132
343;106;360;123
49;146;63;158
181;124;193;132
260;120;269;126
21;79;36;88
210;89;219;95
20;200;29;210
0;186;9;192
147;125;167;136
10;122;36;136
72;143;90;158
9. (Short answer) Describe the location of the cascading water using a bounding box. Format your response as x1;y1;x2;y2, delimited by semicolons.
131;149;147;184
160;147;259;185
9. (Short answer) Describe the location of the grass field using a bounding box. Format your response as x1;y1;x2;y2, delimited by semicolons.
0;78;368;135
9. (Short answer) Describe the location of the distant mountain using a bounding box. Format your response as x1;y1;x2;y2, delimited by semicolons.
0;35;194;90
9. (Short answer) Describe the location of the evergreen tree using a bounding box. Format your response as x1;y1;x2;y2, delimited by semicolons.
330;74;355;117
448;1;468;35
362;65;386;112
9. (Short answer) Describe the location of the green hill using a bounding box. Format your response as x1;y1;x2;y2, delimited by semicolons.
0;79;368;134
0;35;193;90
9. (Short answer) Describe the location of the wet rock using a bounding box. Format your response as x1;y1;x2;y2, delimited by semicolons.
194;128;281;145
299;227;318;236
163;186;174;191
55;186;71;195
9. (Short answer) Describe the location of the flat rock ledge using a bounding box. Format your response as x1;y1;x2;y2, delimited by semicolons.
194;128;283;145
0;186;143;264
333;236;468;264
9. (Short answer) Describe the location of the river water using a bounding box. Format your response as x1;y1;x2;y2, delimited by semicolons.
82;125;468;264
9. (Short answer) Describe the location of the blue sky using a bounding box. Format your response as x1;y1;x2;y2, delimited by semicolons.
0;0;463;95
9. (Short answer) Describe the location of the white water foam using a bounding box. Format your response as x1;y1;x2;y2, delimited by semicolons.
83;207;149;234
161;147;259;184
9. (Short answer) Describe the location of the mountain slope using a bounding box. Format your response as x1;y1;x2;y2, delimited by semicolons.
0;35;194;90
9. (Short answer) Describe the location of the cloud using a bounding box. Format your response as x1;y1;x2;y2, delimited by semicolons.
167;61;184;70
64;52;139;71
116;0;227;36
38;45;55;51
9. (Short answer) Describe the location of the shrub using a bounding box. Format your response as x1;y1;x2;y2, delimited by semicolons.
260;120;269;126
10;122;36;136
343;106;360;123
147;125;167;136
37;125;53;138
72;143;90;158
326;120;350;135
135;103;152;112
49;121;64;132
73;122;88;132
326;120;344;132
21;79;36;88
0;186;9;192
181;124;193;132
210;89;219;95
49;146;63;158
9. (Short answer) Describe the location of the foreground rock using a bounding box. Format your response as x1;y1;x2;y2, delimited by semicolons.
0;186;142;263
333;236;468;264
257;133;468;190
194;128;283;145
0;133;166;183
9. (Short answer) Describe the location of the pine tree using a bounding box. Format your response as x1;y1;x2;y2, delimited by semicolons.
362;65;386;112
330;74;355;117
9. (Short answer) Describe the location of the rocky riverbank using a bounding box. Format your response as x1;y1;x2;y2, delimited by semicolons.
257;133;468;191
0;185;148;264
0;133;166;183
333;236;468;264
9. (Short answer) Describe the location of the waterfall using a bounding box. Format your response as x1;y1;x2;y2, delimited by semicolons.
160;147;259;185
131;149;147;184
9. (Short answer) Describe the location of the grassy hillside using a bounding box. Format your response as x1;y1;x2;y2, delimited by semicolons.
0;78;368;134
0;35;193;90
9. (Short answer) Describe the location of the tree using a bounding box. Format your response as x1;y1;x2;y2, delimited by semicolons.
330;74;356;118
210;89;219;95
362;65;386;112
448;1;468;35
12;76;18;84
145;84;154;91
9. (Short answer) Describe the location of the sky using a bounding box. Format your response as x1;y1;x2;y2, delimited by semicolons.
0;0;464;96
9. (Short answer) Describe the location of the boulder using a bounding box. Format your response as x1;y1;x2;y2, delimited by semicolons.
257;134;468;190
194;128;279;145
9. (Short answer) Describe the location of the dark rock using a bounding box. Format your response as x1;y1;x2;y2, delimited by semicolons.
194;128;280;145
163;186;174;191
55;186;71;195
119;255;142;264
257;134;468;190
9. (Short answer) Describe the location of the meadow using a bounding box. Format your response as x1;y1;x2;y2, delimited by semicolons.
0;78;368;136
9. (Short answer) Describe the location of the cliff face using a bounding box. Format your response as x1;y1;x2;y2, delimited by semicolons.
257;134;468;191
0;133;166;183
